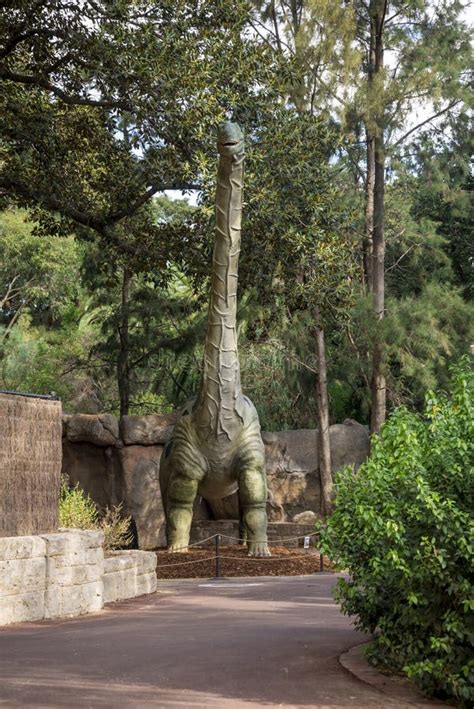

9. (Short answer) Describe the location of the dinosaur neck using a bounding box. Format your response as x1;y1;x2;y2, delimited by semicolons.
195;145;245;440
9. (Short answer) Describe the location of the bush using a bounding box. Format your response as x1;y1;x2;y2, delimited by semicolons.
100;504;134;551
320;357;474;704
59;476;133;552
59;475;98;529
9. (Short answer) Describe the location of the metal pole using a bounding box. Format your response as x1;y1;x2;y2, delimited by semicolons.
215;534;221;579
320;552;324;572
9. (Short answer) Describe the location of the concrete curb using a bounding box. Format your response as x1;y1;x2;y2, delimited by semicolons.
339;642;448;708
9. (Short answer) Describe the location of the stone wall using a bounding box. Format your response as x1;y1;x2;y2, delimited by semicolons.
62;413;370;550
103;550;157;604
0;529;157;626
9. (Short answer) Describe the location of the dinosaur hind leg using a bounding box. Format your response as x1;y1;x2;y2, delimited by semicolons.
166;471;199;553
238;495;247;546
238;465;271;558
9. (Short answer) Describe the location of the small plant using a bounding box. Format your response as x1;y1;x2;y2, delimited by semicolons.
59;475;98;529
100;503;134;551
59;475;133;552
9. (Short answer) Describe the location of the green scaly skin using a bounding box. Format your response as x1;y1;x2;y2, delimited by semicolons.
159;122;270;557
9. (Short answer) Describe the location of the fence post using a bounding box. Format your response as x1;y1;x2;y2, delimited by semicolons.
320;552;324;572
215;534;221;579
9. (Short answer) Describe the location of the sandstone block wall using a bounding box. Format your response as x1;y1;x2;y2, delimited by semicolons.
0;530;158;626
0;530;103;625
103;550;157;604
42;530;104;619
0;535;47;624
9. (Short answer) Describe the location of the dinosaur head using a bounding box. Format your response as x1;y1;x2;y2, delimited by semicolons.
217;121;244;158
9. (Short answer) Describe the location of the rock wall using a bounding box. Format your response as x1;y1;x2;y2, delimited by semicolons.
103;550;158;604
0;529;157;626
62;413;370;550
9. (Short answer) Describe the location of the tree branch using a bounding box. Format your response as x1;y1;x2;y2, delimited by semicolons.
392;100;461;148
0;68;132;110
105;182;200;223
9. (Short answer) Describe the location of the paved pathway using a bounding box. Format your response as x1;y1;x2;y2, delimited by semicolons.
0;574;414;708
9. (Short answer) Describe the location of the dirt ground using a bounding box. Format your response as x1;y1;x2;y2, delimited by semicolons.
155;544;332;578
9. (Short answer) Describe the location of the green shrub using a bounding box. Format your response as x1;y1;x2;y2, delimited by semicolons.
59;475;98;529
59;475;133;552
321;357;474;704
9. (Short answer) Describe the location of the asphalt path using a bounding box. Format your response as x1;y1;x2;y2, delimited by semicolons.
0;574;415;708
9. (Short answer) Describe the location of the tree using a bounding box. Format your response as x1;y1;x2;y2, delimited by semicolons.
238;109;356;514
0;208;83;332
349;0;470;432
246;3;360;506
329;175;474;419
0;208;90;401
0;0;271;251
251;0;472;433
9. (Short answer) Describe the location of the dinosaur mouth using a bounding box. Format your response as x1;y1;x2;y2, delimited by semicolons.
217;122;244;154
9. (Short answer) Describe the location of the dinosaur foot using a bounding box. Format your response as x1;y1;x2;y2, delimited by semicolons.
167;542;188;553
248;542;271;558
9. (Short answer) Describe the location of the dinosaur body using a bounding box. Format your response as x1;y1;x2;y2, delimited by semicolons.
159;122;270;557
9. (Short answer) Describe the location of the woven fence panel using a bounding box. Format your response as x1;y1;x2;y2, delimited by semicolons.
0;393;62;537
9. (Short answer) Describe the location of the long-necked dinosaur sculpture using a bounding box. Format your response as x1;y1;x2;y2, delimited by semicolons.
159;121;270;557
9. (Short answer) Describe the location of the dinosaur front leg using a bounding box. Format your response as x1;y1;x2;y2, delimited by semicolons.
166;472;199;553
238;466;271;557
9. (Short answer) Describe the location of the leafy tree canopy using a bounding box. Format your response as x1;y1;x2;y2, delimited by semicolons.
0;0;272;251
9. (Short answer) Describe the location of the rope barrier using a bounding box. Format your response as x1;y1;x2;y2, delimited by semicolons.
157;530;326;576
217;532;320;544
216;554;316;562
163;534;223;554
165;531;320;552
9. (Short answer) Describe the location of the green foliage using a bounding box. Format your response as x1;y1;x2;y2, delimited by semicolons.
1;0;273;253
1;4;471;430
0;208;83;324
59;476;133;551
59;476;98;530
321;358;474;703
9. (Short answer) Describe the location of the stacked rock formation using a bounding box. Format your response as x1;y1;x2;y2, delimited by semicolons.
61;413;369;550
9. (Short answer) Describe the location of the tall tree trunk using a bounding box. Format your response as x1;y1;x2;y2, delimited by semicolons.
118;267;131;418
364;129;375;289
370;126;386;433
314;309;333;517
367;0;387;435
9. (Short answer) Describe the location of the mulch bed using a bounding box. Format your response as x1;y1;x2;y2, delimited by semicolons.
154;545;333;579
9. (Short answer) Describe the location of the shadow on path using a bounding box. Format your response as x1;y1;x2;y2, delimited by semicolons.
0;574;411;708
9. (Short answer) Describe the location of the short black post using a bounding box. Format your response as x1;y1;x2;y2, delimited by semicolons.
319;551;324;573
215;534;221;579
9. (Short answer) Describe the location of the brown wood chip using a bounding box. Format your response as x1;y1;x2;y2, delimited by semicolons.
155;545;332;578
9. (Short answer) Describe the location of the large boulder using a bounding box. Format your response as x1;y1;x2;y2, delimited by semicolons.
330;419;370;472
292;510;318;524
263;429;320;522
65;414;119;447
118;445;166;550
120;413;178;446
62;441;123;511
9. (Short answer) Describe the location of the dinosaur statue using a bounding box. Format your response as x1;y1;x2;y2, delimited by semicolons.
159;121;270;557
